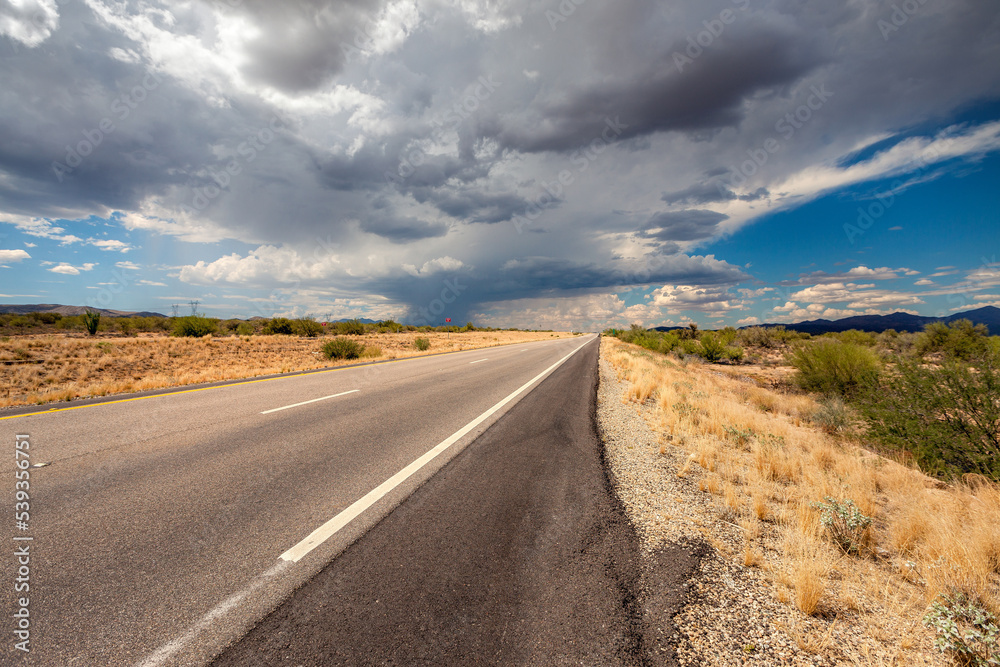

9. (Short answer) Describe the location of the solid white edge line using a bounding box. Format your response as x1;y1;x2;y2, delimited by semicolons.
278;335;594;563
135;561;290;667
261;389;359;414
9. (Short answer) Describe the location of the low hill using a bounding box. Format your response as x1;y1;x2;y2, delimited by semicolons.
0;304;166;318
750;305;1000;335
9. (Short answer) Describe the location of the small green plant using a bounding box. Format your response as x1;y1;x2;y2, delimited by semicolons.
811;497;872;555
923;592;1000;666
334;319;366;335
699;331;727;362
724;425;755;447
172;315;218;337
812;396;851;434
788;340;881;397
322;337;364;360
262;317;294;335
414;337;431;351
117;318;135;336
83;309;101;336
235;322;255;336
292;318;324;337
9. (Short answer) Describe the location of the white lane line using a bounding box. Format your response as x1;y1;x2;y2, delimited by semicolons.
135;561;290;667
470;358;489;364
279;336;593;563
261;389;359;414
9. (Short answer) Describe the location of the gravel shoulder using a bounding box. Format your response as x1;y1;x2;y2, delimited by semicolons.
596;347;944;666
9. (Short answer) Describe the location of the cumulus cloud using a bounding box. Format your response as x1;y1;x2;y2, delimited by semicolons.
0;0;59;47
0;248;30;263
48;262;96;275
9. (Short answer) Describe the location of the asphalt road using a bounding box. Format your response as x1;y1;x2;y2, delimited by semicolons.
1;333;656;665
212;332;646;666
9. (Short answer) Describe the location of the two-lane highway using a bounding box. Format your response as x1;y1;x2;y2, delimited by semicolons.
3;334;618;665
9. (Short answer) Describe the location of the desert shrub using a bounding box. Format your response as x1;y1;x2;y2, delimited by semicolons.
723;345;744;362
917;320;991;361
679;338;702;356
222;319;241;332
376;319;402;333
699;332;727;362
172;315;218;337
235;322;255;336
857;355;1000;480
30;311;61;325
463;321;475;331
738;325;786;349
832;329;878;347
414;337;431;351
57;314;83;330
812;396;851;434
811;497;872;555
361;345;382;358
787;340;881;397
717;326;738;346
83;309;101;335
322;337;363;360
333;319;366;335
117;318;135;336
292;318;324;337
924;592;999;667
262;317;294;335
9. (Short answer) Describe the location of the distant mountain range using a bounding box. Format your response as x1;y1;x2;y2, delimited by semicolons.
0;303;166;318
650;305;1000;335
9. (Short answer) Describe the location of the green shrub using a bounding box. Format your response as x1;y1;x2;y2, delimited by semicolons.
923;592;999;666
292;318;324;337
83;309;101;336
828;329;877;346
376;319;402;333
857;355;1000;480
811;497;872;555
699;332;726;362
787;340;881;397
222;319;241;332
334;319;366;335
463;321;476;332
235;322;255;336
723;345;744;362
117;318;135;336
917;320;991;361
172;315;218;337
717;326;738;346
322;337;363;360
263;317;294;335
414;337;431;351
812;396;850;434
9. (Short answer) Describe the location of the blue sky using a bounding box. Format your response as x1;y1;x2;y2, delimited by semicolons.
1;0;998;329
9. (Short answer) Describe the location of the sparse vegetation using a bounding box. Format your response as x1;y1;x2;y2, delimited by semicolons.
322;337;364;360
924;592;1000;666
172;315;218;338
292;318;323;337
787;339;881;397
414;337;431;351
83;309;101;336
262;317;294;335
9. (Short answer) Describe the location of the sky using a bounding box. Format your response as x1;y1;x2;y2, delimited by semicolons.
0;0;998;330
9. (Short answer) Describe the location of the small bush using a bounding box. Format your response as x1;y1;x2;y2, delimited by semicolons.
263;317;294;335
723;346;744;362
917;319;991;361
172;315;218;337
414;337;431;351
831;329;878;347
738;325;788;349
83;310;101;335
334;319;366;335
117;318;135;336
292;318;324;337
235;322;255;336
812;396;850;434
811;497;872;555
361;345;382;358
322;338;363;360
376;319;402;333
923;592;999;666
699;332;726;362
788;340;881;397
858;355;1000;480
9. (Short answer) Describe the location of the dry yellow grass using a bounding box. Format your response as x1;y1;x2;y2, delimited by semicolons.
604;335;1000;660
0;330;574;408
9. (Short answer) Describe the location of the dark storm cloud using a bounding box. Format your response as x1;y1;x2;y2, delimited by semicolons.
640;210;729;243
661;182;769;206
494;22;827;153
411;188;531;224
359;215;450;242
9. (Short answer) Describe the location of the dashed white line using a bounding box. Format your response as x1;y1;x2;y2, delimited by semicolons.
470;359;489;364
278;336;593;563
261;389;359;414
